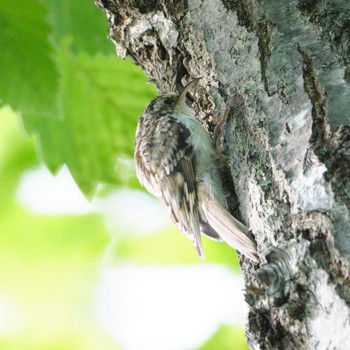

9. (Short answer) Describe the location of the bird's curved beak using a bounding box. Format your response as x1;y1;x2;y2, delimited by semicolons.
177;78;201;106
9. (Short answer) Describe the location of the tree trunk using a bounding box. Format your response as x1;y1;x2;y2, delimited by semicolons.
97;0;350;348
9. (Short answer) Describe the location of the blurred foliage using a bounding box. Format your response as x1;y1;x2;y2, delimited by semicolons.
0;0;58;118
115;228;241;271
199;325;249;350
0;0;248;349
0;0;156;196
0;107;121;350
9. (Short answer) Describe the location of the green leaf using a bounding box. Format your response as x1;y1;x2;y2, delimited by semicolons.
1;1;157;195
23;43;156;195
42;0;113;54
0;0;58;117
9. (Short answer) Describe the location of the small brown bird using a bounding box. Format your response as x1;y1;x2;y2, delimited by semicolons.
134;79;260;263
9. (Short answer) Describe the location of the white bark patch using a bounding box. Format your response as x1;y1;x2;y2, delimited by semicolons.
287;107;311;133
151;13;179;51
116;11;178;59
291;161;331;214
128;17;152;38
308;269;350;350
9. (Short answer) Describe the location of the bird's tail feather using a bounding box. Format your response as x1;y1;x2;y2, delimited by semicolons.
198;185;260;263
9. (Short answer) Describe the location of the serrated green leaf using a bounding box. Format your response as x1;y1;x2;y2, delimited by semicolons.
2;1;157;195
0;0;58;117
23;42;156;195
42;0;113;54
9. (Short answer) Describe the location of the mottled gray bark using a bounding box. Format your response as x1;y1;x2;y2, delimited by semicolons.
97;0;350;348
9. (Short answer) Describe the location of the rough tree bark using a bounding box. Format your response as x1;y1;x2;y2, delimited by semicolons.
97;1;350;349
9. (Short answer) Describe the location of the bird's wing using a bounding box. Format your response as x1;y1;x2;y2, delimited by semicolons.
161;158;203;257
135;114;204;257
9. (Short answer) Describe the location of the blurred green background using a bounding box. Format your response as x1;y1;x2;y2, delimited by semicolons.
0;1;249;349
